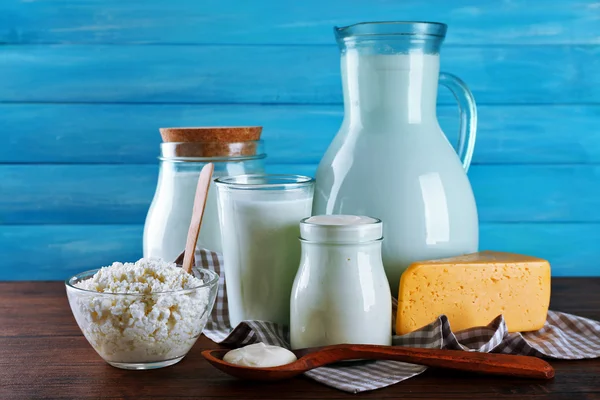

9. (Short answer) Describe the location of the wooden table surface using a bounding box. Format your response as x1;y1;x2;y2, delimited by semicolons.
1;279;600;399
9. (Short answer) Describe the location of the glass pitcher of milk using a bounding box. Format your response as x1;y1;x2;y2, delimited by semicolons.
313;22;478;296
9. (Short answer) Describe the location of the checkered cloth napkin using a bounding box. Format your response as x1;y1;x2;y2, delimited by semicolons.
194;249;600;393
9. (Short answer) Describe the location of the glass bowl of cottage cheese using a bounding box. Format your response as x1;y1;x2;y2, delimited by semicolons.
65;258;219;370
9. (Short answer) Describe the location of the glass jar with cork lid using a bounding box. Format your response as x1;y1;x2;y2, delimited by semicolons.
143;127;266;261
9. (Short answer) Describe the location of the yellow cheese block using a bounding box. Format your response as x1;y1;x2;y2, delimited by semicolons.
396;251;551;335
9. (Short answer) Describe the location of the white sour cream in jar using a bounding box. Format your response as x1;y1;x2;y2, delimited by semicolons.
223;342;297;368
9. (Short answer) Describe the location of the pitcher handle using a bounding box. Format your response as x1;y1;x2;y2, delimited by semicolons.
439;73;477;172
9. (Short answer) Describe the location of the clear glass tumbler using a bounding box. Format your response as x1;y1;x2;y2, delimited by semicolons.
215;174;314;327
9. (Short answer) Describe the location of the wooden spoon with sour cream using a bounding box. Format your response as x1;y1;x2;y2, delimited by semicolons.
202;343;554;381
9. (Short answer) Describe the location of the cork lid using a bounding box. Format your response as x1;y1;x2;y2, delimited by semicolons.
160;127;262;143
159;127;264;158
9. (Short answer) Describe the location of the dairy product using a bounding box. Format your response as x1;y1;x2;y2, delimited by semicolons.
144;132;265;261
218;195;312;326
75;258;204;293
313;50;479;296
223;342;297;367
144;170;221;262
301;214;383;243
67;258;213;365
216;175;314;327
396;251;551;335
304;215;375;225
290;215;391;349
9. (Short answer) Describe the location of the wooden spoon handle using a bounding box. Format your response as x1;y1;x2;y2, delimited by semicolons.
303;344;554;380
181;163;214;274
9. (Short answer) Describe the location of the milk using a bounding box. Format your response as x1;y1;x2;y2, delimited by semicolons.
290;215;391;349
343;52;441;127
144;170;222;262
217;184;313;327
144;140;265;262
313;51;479;295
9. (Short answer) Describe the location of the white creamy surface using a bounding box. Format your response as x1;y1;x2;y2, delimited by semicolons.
218;189;313;327
223;342;297;368
68;258;210;363
305;215;376;225
313;51;479;295
301;214;382;243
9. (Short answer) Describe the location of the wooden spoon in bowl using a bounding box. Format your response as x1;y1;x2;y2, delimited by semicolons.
202;343;554;381
180;163;214;274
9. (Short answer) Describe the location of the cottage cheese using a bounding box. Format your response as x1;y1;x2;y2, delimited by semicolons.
68;258;211;363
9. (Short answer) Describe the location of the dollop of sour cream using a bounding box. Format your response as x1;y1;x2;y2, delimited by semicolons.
223;342;297;368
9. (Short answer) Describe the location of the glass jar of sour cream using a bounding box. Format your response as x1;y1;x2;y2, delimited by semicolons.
143;127;266;262
290;215;392;349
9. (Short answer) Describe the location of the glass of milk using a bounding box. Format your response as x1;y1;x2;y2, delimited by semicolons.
143;141;266;262
215;174;314;327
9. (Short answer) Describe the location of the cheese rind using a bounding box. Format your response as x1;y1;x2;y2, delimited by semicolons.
396;251;551;335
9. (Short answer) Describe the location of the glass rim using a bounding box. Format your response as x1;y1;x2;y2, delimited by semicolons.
299;216;383;243
65;266;220;296
335;21;447;40
159;140;266;162
158;153;267;163
214;174;315;190
299;237;383;245
299;215;382;227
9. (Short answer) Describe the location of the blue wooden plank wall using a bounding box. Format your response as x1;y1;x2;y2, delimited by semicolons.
1;0;599;279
